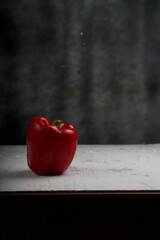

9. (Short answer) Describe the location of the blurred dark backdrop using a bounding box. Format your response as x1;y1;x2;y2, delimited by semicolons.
0;0;160;144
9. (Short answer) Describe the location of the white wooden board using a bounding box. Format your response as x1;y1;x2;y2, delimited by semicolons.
0;144;160;192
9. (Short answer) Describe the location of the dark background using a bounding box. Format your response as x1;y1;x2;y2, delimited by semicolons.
1;0;160;144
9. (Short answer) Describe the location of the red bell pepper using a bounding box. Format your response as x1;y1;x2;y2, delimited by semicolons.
26;116;78;175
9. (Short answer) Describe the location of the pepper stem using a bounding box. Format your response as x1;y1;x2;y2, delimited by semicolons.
53;119;62;128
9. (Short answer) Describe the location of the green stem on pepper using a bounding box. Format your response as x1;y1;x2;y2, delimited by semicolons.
53;119;62;128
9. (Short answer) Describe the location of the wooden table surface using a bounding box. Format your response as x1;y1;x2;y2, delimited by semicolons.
1;144;160;194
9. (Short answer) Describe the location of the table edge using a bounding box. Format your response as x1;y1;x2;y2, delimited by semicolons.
1;190;160;195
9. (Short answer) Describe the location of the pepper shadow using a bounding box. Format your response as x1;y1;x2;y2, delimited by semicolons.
0;168;69;179
0;169;37;179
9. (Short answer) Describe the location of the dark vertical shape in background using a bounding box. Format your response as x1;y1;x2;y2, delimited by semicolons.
144;1;160;143
0;3;21;144
122;0;146;144
52;0;69;120
106;0;129;143
79;1;95;143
